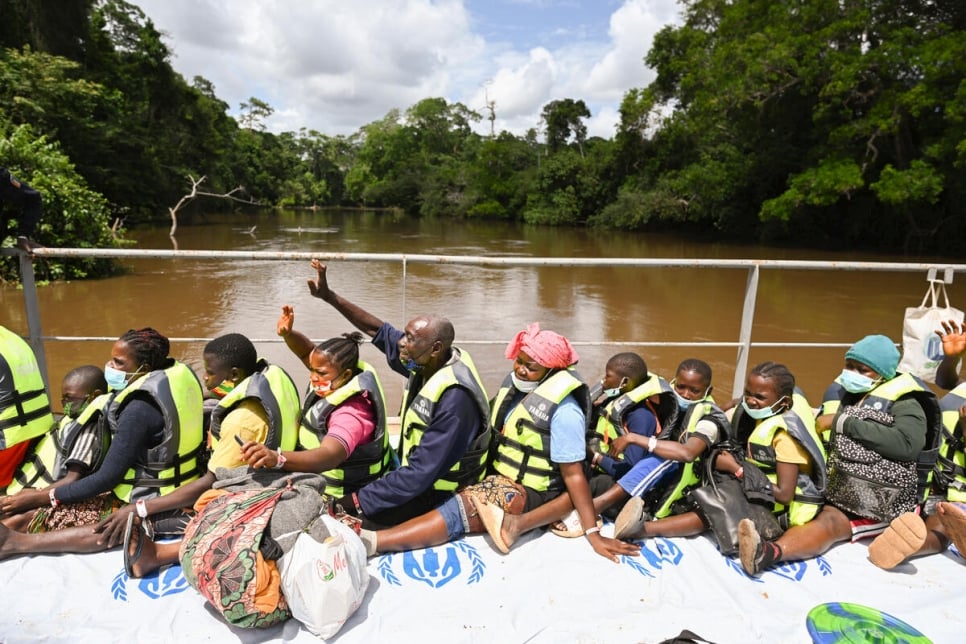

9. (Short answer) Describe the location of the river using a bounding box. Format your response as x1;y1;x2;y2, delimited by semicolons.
3;209;963;412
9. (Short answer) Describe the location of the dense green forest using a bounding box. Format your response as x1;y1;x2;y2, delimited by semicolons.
1;0;964;281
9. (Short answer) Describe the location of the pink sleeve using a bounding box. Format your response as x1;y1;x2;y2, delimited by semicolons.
325;393;377;457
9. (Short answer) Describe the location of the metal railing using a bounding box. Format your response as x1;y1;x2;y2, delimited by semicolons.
4;247;962;398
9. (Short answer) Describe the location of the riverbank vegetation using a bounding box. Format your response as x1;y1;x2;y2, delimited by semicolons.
2;0;964;281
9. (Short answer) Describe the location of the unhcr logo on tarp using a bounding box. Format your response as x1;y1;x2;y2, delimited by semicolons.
377;541;485;588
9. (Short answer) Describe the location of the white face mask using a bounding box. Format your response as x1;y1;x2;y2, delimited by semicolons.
511;372;540;393
741;396;787;420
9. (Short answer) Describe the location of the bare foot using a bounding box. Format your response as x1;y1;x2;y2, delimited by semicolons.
0;522;12;559
125;517;168;578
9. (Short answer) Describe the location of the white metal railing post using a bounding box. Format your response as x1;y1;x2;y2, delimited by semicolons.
401;256;408;322
18;252;49;389
732;264;760;400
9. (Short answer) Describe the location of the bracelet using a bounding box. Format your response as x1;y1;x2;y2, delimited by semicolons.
591;452;603;467
734;467;744;480
647;436;658;452
49;489;60;508
584;526;601;537
272;449;287;470
136;498;149;519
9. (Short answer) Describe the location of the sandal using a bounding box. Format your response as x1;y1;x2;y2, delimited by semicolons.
123;512;146;578
549;509;603;538
469;493;510;554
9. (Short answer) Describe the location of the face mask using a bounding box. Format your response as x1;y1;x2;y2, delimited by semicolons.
104;364;138;391
511;372;540;393
600;377;627;399
837;369;879;394
211;379;236;398
674;390;701;411
63;399;89;419
741;397;786;420
400;343;433;374
312;379;334;397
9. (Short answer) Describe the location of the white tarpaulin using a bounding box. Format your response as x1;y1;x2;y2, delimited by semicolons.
2;522;961;643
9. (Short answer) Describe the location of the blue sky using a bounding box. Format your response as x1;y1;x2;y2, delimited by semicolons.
132;0;682;139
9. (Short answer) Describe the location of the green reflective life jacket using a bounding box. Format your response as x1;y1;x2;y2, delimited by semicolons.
590;374;678;455
398;348;490;492
824;373;942;503
209;362;300;452
936;382;966;503
299;362;392;497
649;398;731;519
7;393;111;493
490;369;590;494
0;326;55;449
733;391;827;526
110;360;205;503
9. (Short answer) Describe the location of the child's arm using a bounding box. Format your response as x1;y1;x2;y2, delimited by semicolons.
277;305;316;367
559;461;640;563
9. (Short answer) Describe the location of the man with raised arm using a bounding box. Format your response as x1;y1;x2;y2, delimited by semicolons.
307;259;491;528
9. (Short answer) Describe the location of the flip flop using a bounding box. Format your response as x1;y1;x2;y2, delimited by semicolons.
123;512;145;578
613;496;647;541
548;508;603;538
469;493;510;554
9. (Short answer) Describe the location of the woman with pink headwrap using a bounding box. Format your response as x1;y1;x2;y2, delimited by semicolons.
355;323;640;563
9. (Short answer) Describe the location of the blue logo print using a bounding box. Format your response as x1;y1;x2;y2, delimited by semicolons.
378;540;486;587
728;554;832;583
112;565;189;601
621;538;684;577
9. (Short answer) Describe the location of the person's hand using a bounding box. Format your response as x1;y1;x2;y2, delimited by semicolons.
307;259;333;301
94;504;134;546
610;434;634;458
937;320;966;358
0;489;42;518
815;413;834;431
241;441;278;469
587;532;640;563
277;305;294;337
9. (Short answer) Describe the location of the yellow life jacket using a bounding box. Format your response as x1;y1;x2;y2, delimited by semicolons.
649;398;731;519
7;393;111;493
733;391;827;526
490;369;590;493
590;374;676;455
209;362;300;452
823;373;941;503
299;362;393;497
398;348;490;492
0;326;55;449
936;382;966;503
110;360;205;503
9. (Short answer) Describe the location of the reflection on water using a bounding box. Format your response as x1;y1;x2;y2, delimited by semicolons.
3;209;963;412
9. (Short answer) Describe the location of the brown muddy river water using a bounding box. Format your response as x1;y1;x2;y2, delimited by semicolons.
4;209;964;412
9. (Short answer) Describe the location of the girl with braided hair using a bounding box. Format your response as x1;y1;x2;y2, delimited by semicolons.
0;327;205;559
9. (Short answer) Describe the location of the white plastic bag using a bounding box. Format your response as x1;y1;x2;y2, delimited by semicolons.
897;280;964;382
278;514;370;639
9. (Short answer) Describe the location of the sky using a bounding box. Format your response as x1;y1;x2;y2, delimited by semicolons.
131;0;683;140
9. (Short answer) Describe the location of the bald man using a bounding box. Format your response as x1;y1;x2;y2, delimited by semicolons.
306;259;491;528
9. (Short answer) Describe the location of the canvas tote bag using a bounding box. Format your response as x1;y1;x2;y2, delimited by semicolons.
897;279;964;382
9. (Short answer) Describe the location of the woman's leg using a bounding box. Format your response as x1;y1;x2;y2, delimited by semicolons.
0;522;115;559
640;511;707;538
739;505;851;575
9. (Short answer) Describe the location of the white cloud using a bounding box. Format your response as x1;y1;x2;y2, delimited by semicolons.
134;0;680;139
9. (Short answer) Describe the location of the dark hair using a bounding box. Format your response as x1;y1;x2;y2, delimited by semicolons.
204;333;258;375
64;365;107;393
316;332;366;374
607;352;648;383
118;328;171;371
677;358;712;384
750;361;795;399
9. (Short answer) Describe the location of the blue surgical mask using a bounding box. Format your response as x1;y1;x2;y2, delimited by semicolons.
400;357;422;374
511;372;540;393
741;397;786;420
674;390;700;410
600;377;627;399
836;369;880;394
104;363;141;391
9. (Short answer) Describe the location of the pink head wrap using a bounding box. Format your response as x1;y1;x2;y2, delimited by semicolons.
504;322;579;369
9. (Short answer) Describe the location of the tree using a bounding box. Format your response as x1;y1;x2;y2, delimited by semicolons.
541;99;591;157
